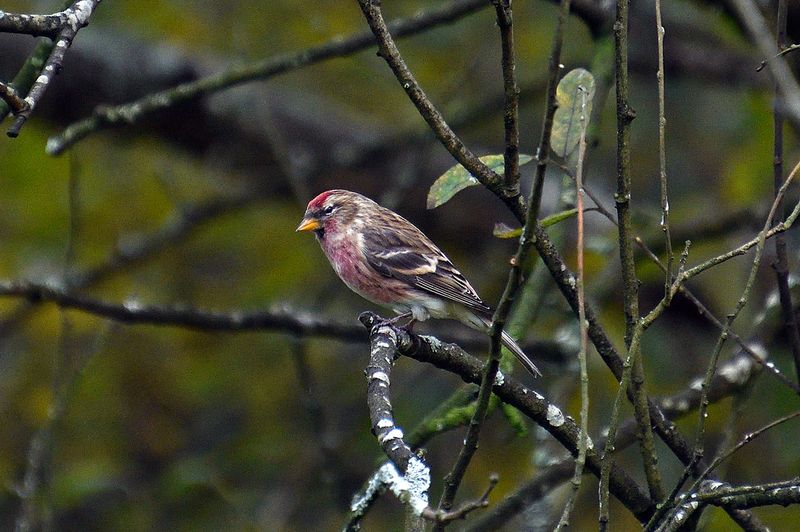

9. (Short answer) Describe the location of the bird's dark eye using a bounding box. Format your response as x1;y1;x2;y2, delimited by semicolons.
323;204;337;215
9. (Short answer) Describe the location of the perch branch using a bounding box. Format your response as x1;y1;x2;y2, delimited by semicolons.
346;313;510;529
356;313;656;522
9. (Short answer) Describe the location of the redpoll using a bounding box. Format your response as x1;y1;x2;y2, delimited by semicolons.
296;189;540;376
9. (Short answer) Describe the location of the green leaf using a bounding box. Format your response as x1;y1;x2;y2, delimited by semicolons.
427;154;533;209
551;68;595;158
493;222;522;239
541;207;580;227
493;208;579;238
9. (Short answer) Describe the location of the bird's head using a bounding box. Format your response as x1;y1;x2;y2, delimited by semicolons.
296;189;365;238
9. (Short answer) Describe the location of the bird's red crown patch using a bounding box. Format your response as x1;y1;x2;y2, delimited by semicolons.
308;190;336;209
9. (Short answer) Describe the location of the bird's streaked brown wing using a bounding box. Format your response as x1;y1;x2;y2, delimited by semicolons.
362;225;491;314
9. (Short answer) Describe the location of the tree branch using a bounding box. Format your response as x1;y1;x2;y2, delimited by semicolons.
47;0;490;155
768;0;800;384
611;0;664;507
357;313;656;523
0;81;27;114
355;0;526;220
4;1;101;137
727;0;800;127
493;0;521;193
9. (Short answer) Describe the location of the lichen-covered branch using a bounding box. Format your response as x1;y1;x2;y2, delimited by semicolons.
347;312;503;530
359;314;655;522
0;1;94;38
5;1;101;137
658;479;800;531
349;313;430;529
0;81;26;114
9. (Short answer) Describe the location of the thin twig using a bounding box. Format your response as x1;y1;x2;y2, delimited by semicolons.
757;43;800;72
768;0;800;384
435;0;573;517
695;410;800;488
572;170;800;394
15;150;85;532
7;1;101;137
531;221;767;528
612;0;664;509
650;159;800;529
555;84;591;532
0;81;27;114
691;158;800;453
493;0;521;194
655;0;673;293
614;0;639;349
675;194;800;281
727;0;800;127
434;0;534;515
528;0;573;224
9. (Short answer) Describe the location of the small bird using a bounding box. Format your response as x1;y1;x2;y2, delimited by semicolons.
296;189;541;376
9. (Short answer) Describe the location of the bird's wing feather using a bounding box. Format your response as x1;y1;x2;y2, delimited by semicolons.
362;225;491;314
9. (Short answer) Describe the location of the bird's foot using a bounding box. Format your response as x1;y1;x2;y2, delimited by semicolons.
385;312;417;330
358;312;417;333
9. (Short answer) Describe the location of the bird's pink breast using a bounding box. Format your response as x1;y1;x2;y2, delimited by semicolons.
320;232;403;306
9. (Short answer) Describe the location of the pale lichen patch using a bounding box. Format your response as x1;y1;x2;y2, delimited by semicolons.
546;404;565;427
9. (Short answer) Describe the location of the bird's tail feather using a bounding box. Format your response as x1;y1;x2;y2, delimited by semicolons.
500;330;542;377
463;310;542;377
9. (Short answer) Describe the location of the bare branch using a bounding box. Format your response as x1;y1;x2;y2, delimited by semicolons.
5;1;101;137
661;479;800;530
606;0;664;514
355;0;525;220
555;83;590;532
360;314;656;522
0;81;27;114
768;0;800;384
0;279;366;339
493;0;521;192
727;0;800;126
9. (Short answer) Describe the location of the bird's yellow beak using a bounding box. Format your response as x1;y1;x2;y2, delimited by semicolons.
296;216;321;232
